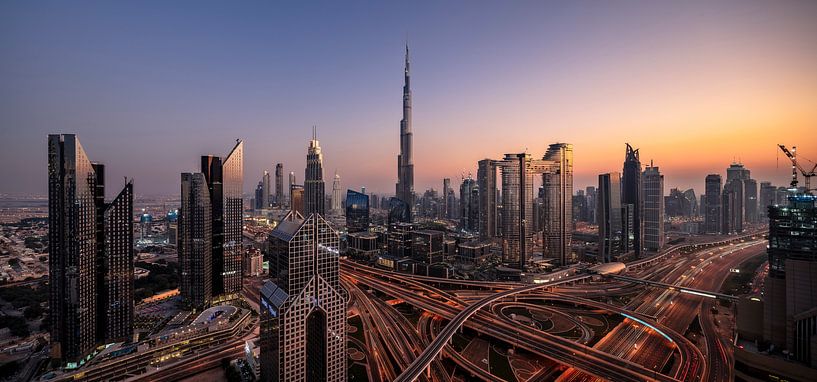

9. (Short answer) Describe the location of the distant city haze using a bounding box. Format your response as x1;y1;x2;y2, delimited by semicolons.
1;1;815;198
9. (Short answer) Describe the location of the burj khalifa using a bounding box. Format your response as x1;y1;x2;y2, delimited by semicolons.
396;44;414;221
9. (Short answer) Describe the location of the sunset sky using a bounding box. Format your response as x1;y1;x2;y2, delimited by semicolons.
1;1;816;198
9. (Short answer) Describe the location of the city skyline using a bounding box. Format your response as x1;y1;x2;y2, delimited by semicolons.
2;1;816;197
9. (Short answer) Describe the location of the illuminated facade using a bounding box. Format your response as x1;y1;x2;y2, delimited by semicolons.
305;128;326;216
262;213;348;382
764;194;817;366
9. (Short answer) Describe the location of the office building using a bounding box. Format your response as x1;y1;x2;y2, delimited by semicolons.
764;193;817;367
388;197;410;225
585;186;597;224
255;181;264;210
642;164;664;252
395;45;414;221
596;173;624;263
48;134;134;364
412;230;444;264
744;178;758;224
598;173;623;262
201;140;244;301
179;172;213;310
722;178;744;234
275;163;284;206
622;143;642;257
345;189;370;233
304;128;326;216
759;181;777;220
290;185;304;216
442;178;451;219
262;213;347;382
704;174;722;234
288;172;296;208
262;170;271;208
459;176;479;232
477;159;498;239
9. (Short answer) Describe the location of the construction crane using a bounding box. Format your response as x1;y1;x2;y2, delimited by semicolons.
778;144;817;193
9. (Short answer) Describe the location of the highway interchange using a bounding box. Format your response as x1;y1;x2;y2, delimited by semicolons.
343;232;766;382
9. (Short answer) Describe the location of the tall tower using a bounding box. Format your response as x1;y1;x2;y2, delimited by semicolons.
622;143;642;257
541;143;573;265
704;174;722;233
598;172;623;263
396;44;414;221
262;213;348;382
331;172;342;214
262;170;271;208
275;163;284;206
199;140;243;302
48;134;134;363
179;172;213;309
477;159;498;239
642;163;664;252
304;127;326;216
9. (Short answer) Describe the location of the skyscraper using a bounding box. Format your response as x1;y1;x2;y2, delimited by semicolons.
500;153;534;268
289;171;296;208
48;134;134;364
585;186;597;224
262;213;348;382
642;163;664;252
262;170;271;208
764;193;817;366
345;189;370;233
759;181;776;220
255;181;264;210
201;140;244;301
179;172;212;309
459;176;479;232
744;178;758;224
396;44;414;221
541;143;573;265
98;179;134;343
331;172;342;215
722;178;744;234
442;178;450;219
275;163;284;207
622;143;642;258
598;173;623;263
477;159;498;239
305;128;326;216
704;174;722;233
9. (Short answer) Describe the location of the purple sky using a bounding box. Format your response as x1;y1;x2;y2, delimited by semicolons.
2;1;816;198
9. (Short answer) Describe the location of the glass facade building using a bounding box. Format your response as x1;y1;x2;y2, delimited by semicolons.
48;134;134;364
262;214;347;382
345;189;369;233
179;172;213;309
598;172;623;263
